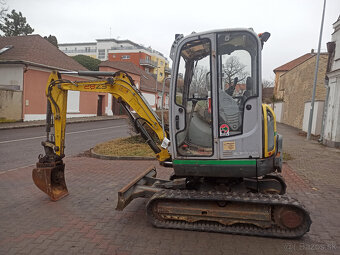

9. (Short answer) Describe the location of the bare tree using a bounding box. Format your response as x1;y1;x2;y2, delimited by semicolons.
0;0;8;26
191;65;209;96
223;56;249;86
262;79;274;88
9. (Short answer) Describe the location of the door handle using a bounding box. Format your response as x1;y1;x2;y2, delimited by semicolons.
175;115;180;130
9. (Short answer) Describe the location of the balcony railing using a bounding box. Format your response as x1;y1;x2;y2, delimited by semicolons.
62;49;96;53
140;59;158;68
110;46;143;50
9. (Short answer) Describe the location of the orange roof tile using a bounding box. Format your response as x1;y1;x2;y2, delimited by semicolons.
273;53;315;73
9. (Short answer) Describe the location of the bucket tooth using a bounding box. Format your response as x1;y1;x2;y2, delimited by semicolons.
32;160;68;201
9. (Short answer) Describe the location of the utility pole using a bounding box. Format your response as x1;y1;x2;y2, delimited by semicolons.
307;0;326;140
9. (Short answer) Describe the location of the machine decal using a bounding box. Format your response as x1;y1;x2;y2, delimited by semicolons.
219;124;230;136
223;141;236;151
84;84;108;90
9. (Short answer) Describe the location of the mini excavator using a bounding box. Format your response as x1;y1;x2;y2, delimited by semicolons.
32;28;311;238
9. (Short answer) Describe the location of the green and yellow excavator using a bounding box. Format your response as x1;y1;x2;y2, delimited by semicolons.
32;28;311;238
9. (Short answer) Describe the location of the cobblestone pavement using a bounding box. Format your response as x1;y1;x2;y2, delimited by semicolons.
0;123;339;255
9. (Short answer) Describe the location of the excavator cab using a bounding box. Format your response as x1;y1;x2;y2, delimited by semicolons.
169;29;281;179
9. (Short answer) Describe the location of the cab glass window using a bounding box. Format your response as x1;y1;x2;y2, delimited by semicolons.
175;38;213;156
217;32;258;137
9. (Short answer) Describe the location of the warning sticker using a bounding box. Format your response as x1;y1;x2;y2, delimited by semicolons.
223;141;236;151
219;124;230;137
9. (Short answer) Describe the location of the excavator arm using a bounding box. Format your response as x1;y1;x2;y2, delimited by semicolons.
32;70;171;201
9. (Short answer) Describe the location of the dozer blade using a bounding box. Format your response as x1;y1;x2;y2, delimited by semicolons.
116;166;162;211
32;160;69;201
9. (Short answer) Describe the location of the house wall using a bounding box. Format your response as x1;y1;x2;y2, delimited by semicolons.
23;67;104;121
150;55;168;82
108;51;150;71
273;102;284;123
99;66;141;85
302;101;324;135
273;71;286;99
99;66;159;109
142;92;156;109
107;49;169;82
99;65;158;110
0;64;24;120
0;64;24;90
0;89;22;120
324;72;340;147
280;54;328;129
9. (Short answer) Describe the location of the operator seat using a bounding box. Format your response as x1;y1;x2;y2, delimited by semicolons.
239;77;253;107
243;77;253;98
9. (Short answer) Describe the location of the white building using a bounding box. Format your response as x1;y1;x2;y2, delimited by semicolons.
323;16;340;148
59;38;167;62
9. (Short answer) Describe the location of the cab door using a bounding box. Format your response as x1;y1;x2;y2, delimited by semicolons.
170;34;218;160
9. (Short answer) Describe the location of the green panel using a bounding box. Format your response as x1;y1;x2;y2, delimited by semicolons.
173;159;256;166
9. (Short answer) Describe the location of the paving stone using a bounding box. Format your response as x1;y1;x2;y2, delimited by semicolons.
0;123;339;254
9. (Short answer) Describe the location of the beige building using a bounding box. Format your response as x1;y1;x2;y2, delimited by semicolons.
273;53;317;100
273;53;328;130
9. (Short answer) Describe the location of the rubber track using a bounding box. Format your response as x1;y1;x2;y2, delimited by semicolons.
146;189;312;239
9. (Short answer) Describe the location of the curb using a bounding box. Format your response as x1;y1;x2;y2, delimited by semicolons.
0;116;127;130
90;148;156;161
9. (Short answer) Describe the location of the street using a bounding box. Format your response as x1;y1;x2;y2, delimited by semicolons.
0;119;129;172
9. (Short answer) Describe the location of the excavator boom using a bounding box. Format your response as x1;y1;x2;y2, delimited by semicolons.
32;70;171;200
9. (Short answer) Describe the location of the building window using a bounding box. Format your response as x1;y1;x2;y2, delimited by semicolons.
112;54;116;58
160;72;163;77
145;68;149;73
98;49;105;59
146;55;150;61
122;55;130;59
85;47;90;52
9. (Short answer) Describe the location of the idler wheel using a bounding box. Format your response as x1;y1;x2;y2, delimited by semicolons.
274;206;304;229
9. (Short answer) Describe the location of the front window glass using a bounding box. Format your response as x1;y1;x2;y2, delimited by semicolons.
217;32;258;136
175;38;213;156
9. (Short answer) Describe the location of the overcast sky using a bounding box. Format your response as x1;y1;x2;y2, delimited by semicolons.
4;0;340;80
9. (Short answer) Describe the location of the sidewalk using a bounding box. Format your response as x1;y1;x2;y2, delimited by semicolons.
278;123;340;191
0;123;339;254
0;115;127;130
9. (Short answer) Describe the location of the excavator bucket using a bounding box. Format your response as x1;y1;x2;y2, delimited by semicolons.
32;160;69;201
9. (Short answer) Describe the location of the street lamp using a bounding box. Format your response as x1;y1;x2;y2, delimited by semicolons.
155;66;160;109
307;0;326;140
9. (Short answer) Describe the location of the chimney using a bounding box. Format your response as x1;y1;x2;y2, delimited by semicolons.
311;49;314;54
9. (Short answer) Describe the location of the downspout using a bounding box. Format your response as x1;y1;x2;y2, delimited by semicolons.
319;76;330;143
22;64;28;121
